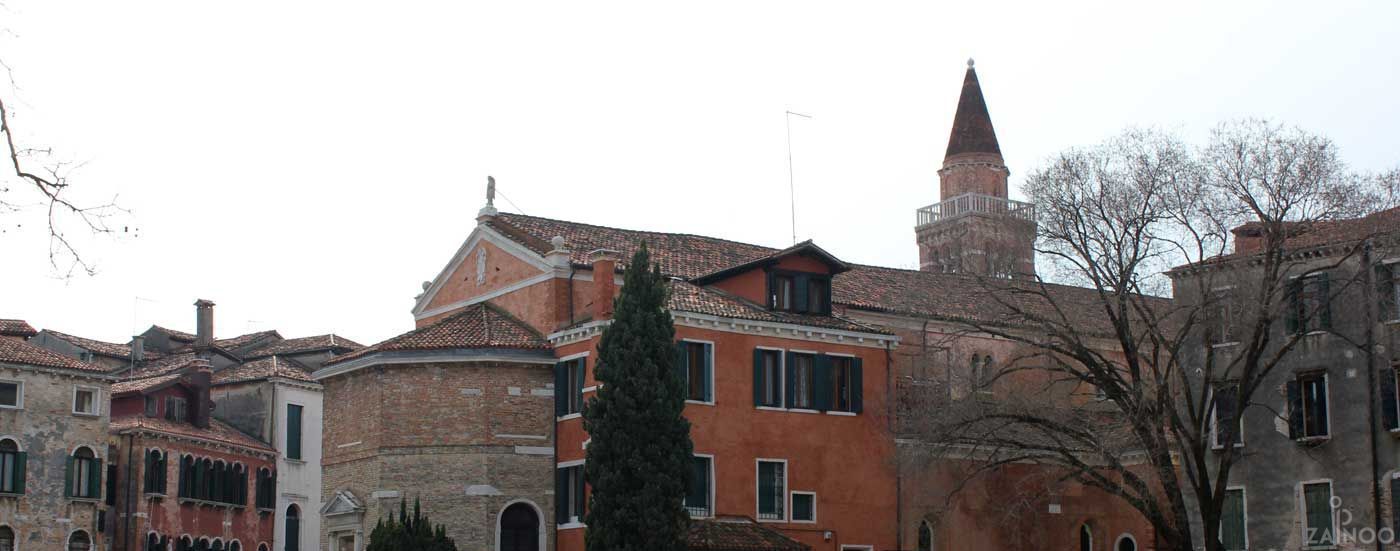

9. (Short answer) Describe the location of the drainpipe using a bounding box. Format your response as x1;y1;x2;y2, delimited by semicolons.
887;340;901;551
1363;240;1384;551
125;433;136;551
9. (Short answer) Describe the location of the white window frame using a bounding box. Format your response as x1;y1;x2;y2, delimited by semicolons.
789;490;816;524
0;380;22;410
1220;486;1248;551
1297;372;1332;441
556;459;586;529
754;347;786;411
755;458;788;523
826;352;860;413
556;352;590;421
688;453;715;519
71;386;100;417
841;546;874;551
1210;385;1245;450
1299;479;1337;549
681;339;716;406
787;351;818;412
1114;534;1138;551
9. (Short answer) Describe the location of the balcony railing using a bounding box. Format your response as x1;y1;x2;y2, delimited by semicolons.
916;193;1036;227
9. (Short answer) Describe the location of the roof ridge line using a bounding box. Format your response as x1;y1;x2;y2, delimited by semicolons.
498;212;783;252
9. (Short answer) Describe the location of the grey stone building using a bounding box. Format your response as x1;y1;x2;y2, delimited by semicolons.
1170;208;1400;550
0;319;113;551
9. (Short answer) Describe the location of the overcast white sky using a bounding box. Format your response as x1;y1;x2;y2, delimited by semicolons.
1;1;1397;345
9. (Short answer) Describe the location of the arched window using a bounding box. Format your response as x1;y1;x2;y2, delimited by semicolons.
145;449;167;494
179;454;196;498
1116;534;1137;551
67;446;101;499
200;458;214;500
212;538;225;551
68;530;92;551
918;521;933;551
178;535;194;551
969;355;982;388
196;537;211;551
1080;524;1093;551
213;460;226;503
286;504;301;551
258;544;269;551
0;438;25;495
500;501;541;551
981;355;994;388
230;541;242;551
0;525;14;551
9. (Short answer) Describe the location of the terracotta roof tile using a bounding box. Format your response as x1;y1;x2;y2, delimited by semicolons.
243;334;363;359
124;352;200;379
667;280;887;334
0;337;108;373
213;356;315;384
0;319;38;338
111;372;184;394
149;325;197;343
214;330;282;351
111;416;273;453
327;302;550;366
42;329;134;359
687;516;810;551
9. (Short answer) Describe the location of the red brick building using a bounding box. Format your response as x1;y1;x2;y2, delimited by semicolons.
319;61;1152;551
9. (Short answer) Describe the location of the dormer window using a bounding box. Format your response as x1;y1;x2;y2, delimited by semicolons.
768;271;831;315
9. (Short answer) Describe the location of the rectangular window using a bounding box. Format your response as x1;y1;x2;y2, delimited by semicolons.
772;275;795;311
0;381;19;409
73;387;98;415
756;460;786;521
555;358;586;417
686;456;712;518
556;464;586;525
831;357;854;412
287;404;304;460
68;453;101;499
1209;290;1238;345
1289;273;1331;334
680;341;713;403
165;397;188;422
144;396;157;417
754;349;783;408
1289;373;1329;439
144;450;167;495
1212;383;1243;448
791;491;816;523
1302;481;1334;547
788;354;816;409
1385;367;1400;431
1221;488;1247;551
806;278;829;314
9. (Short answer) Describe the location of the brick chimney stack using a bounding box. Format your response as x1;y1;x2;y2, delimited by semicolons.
189;358;213;428
130;335;145;364
589;249;622;320
194;299;215;354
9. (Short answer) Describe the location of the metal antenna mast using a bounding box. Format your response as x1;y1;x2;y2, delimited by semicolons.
785;110;811;245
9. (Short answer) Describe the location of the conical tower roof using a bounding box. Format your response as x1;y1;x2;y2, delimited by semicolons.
944;60;1002;159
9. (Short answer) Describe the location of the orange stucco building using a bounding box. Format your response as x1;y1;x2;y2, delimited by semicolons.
317;61;1153;551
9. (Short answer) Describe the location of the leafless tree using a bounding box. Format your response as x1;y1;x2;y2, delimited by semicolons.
905;119;1399;551
1;13;128;277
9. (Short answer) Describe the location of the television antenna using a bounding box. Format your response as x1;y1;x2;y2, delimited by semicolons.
785;110;812;245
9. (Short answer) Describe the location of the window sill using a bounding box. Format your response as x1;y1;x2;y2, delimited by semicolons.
284;458;307;465
790;518;817;524
178;497;245;509
756;516;788;524
1210;443;1245;452
1295;436;1331;446
1210;342;1241;349
558;522;586;531
824;411;857;417
71;411;101;418
755;406;786;412
0;492;22;498
69;497;101;503
787;408;820;415
556;413;582;422
144;492;166;500
0;406;23;411
685;400;715;407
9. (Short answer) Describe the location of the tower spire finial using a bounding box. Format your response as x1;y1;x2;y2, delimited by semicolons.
967;58;974;68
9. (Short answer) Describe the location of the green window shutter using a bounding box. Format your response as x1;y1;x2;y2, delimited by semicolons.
675;342;688;389
287;404;304;460
703;343;713;402
64;455;74;498
555;468;568;524
813;355;833;411
554;362;567;416
1379;263;1397;321
1286;380;1304;439
1286;281;1301;334
177;457;187;498
1214;387;1239;446
851;358;864;413
784;352;797;409
1391;476;1400;537
144;451;155;493
1222;489;1246;550
90;458;103;499
1305;484;1333;545
1317;273;1332;329
12;452;24;495
1384;368;1399;431
753;349;764;406
794;275;809;313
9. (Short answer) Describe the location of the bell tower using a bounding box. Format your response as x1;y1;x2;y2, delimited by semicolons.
915;60;1036;278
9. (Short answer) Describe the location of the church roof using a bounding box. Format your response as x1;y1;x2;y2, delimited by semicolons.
326;302;551;367
944;61;1002;159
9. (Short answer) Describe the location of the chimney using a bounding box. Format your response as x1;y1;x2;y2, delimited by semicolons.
130;336;145;364
589;249;622;320
1231;225;1264;255
194;299;215;353
188;359;213;428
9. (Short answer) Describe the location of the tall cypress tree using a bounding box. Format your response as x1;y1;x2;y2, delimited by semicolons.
583;243;694;551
